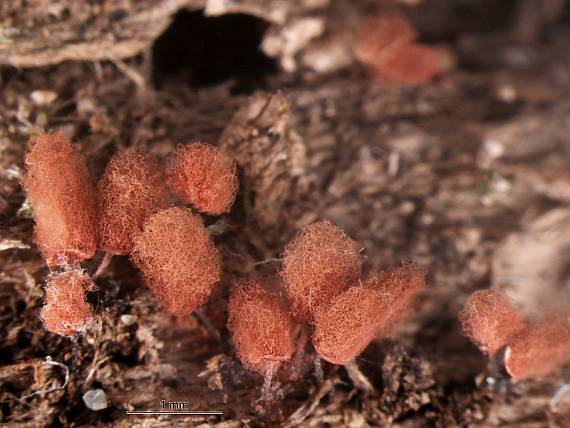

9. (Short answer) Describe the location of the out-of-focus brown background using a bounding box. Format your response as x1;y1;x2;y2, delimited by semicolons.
1;1;570;426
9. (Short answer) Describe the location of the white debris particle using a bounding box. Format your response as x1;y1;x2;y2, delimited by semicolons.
120;314;137;326
483;138;505;159
83;389;108;411
30;90;58;106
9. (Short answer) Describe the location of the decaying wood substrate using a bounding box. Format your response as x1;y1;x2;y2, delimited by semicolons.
2;1;570;427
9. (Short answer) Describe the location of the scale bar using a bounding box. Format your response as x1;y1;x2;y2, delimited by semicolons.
126;411;223;416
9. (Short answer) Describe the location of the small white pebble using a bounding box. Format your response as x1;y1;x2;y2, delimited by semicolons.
493;177;512;193
76;97;97;115
120;314;137;326
483;138;505;159
4;165;22;180
497;85;517;103
82;389;108;411
388;152;400;176
30;90;57;106
158;363;177;379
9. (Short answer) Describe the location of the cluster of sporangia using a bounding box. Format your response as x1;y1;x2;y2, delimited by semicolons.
352;12;570;386
23;131;570;392
23;133;236;336
459;289;570;381
23;132;425;379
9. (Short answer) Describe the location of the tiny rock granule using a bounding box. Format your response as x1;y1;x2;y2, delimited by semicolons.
312;264;425;365
280;220;363;323
459;289;528;355
165;142;238;215
354;14;450;84
131;207;222;316
227;279;296;374
98;147;170;254
22;132;97;266
505;315;570;380
41;269;95;336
